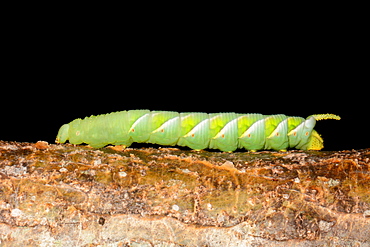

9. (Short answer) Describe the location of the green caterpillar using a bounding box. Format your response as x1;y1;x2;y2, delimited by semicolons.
56;110;340;152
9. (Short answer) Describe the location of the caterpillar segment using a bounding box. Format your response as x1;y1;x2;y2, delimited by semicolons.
56;110;340;151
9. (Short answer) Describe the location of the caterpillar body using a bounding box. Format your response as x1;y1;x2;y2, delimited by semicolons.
56;110;340;152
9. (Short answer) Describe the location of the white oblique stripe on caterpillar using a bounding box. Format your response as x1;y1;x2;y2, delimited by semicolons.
56;110;340;151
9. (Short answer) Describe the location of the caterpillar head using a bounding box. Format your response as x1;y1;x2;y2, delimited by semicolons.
306;114;341;150
56;124;69;144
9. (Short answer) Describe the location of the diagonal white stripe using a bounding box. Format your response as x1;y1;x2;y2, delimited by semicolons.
151;116;180;133
183;118;210;137
129;113;150;132
239;118;265;138
213;118;238;139
267;119;288;138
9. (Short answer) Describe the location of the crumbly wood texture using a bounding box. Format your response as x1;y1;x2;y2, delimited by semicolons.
0;141;369;246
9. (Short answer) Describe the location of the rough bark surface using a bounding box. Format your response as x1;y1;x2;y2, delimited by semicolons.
0;140;369;246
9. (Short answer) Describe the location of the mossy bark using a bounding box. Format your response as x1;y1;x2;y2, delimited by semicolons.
0;141;369;246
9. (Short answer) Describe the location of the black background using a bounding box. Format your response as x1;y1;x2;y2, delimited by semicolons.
2;16;368;151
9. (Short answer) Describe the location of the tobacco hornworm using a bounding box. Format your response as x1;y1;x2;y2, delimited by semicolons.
56;110;340;151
